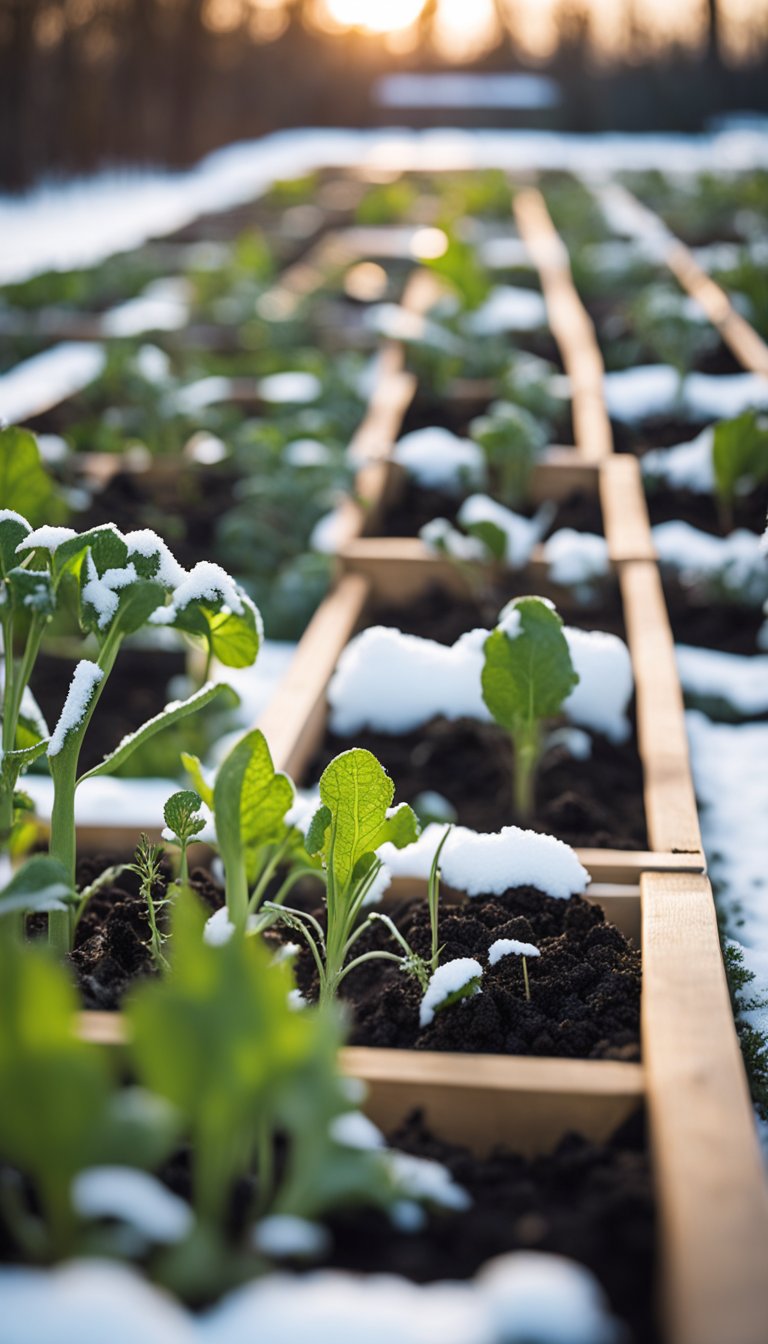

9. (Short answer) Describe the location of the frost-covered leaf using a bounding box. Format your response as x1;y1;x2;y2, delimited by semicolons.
464;518;507;561
0;510;31;578
482;597;578;735
78;682;238;783
6;566;56;619
149;561;261;668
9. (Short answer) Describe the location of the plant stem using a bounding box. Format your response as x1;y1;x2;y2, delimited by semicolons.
522;956;531;1002
513;725;539;823
428;826;452;971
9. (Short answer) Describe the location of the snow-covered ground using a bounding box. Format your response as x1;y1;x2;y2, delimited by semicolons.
3;124;768;285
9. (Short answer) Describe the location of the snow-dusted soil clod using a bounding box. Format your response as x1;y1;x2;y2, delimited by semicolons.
378;822;590;900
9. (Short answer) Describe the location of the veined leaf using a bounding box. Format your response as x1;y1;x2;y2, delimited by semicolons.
482;597;579;735
181;752;214;809
164;790;205;844
78;682;239;783
213;729;294;859
464;518;507;561
0;510;31;577
317;749;419;893
6;566;56;619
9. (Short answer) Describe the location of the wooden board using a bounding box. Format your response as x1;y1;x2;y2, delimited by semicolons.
642;872;768;1344
514;188;613;462
599;454;657;565
619;562;703;856
666;239;768;376
77;1009;642;1156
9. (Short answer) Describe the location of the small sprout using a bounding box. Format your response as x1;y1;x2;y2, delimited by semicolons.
163;789;205;887
128;835;169;972
482;596;579;822
712;410;768;534
488;937;541;1002
469;400;548;509
419;957;483;1029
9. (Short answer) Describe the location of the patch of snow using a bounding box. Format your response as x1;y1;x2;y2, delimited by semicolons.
329;1111;385;1151
603;364;681;421
420;517;488;562
479;236;532;270
393;427;486;493
0;1260;195;1344
149;560;245;625
0;343;106;423
252;1216;330;1261
603;364;768;424
259;371;322;405
135;344;172;384
677;644;768;716
81;554;138;630
376;72;560;111
386;1152;471;1212
36;433;70;463
17;525;77;554
203;906;261;947
544;529;610;586
686;372;768;422
185;433;228;466
366;303;461;353
488;938;541;966
124;530;187;589
287;989;308;1012
478;1250;620;1344
378;822;589;899
47;660;104;757
173;376;232;414
464;285;547;335
457;495;547;567
653;520;766;601
102;278;191;337
310;506;347;554
642;425;715;494
329;618;633;743
284;438;334;467
420;957;483;1027
72;1168;192;1245
547;726;593;761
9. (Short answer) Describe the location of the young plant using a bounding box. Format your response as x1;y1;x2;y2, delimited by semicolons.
267;748;420;1008
481;597;579;822
186;728;315;935
370;824;452;993
127;835;170;972
469;400;548;508
488;937;541;1002
419;957;484;1029
163;789;206;887
0;448;259;952
712;409;768;533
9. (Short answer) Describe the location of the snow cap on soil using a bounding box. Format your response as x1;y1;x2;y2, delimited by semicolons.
488;938;541;965
329;617;633;743
72;1168;192;1245
420;517;488;562
603;364;768;423
478;1250;621;1344
676;645;768;717
378;823;589;899
464;285;547;335
642;425;715;494
392;427;486;492
329;1111;386;1151
456;495;546;567
259;371;322;404
544;530;609;587
652;520;766;599
419;957;483;1027
386;1151;471;1211
0;1261;195;1344
48;660;104;757
252;1216;330;1261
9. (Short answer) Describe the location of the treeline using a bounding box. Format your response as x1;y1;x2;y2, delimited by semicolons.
1;0;767;190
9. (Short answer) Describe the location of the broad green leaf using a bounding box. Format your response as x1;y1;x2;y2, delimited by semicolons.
108;578;166;638
181;752;214;808
712;411;768;509
482;597;579;736
78;682;238;783
164;790;205;844
464;519;507;561
0;510;31;577
0;428;57;529
6;566;56;619
426;233;492;311
53;524;128;580
166;601;261;669
213;729;294;858
0;855;76;916
317;749;419;893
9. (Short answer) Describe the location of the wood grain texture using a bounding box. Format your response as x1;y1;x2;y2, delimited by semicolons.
619;562;703;856
599;454;657;564
514;188;613;462
642;872;768;1344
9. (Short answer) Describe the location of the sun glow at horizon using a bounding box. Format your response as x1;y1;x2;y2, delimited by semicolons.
322;0;425;34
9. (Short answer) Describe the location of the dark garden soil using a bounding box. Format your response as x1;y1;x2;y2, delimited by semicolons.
31;645;187;775
610;415;711;456
68;860;222;1009
661;581;765;656
314;717;647;850
326;1110;657;1344
645;483;768;536
287;886;641;1060
380;478;604;542
372;581;627;644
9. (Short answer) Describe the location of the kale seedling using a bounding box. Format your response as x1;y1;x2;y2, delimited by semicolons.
469;400;548;509
481;596;579;822
267;748;419;1008
712;410;768;533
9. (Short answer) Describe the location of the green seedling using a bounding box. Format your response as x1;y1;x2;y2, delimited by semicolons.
712;410;768;533
469;400;548;508
163;789;206;888
481;597;579;822
127;835;170;973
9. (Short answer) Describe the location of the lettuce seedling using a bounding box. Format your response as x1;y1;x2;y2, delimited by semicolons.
469;401;548;509
481;597;579;821
163;789;205;888
186;728;315;935
0;478;258;953
369;823;451;992
269;749;419;1008
712;410;768;533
